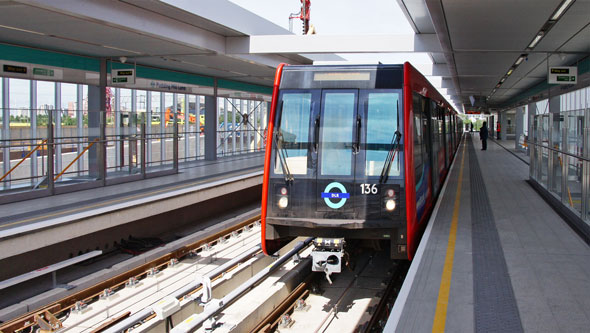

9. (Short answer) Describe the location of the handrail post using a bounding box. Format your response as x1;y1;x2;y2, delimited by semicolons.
582;108;589;221
141;123;146;178
99;113;106;185
561;120;568;205
173;120;179;173
548;113;554;190
128;130;133;174
47;110;55;194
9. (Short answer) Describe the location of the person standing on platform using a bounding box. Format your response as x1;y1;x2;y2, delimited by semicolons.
470;122;474;132
479;121;488;150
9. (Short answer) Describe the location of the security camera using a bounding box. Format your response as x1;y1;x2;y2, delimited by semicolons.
120;56;127;63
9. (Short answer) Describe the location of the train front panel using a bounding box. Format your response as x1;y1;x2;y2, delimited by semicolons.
262;64;410;259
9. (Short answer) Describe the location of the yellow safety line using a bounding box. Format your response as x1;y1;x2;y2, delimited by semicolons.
432;141;466;332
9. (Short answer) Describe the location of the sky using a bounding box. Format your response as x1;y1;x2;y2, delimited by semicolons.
228;0;433;64
227;0;457;108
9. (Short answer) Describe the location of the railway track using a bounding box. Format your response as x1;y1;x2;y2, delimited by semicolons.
1;213;410;333
0;212;262;333
247;252;409;333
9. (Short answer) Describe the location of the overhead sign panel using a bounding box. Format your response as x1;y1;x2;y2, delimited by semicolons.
3;64;27;74
548;66;577;84
111;68;136;84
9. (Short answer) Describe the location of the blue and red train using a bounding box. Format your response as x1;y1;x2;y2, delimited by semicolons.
261;62;462;263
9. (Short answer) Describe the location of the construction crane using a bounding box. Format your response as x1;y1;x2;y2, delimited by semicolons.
289;0;312;34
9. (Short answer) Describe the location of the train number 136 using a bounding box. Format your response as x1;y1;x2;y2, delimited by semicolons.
360;183;378;195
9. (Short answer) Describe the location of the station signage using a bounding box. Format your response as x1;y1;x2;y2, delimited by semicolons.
111;68;136;84
3;64;27;74
33;67;55;77
548;66;577;84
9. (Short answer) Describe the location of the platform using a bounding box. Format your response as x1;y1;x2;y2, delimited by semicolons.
0;153;264;261
387;134;590;332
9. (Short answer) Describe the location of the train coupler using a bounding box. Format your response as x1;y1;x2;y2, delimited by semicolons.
311;238;346;284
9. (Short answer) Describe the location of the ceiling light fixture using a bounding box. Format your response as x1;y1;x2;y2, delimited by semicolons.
528;33;544;49
102;45;141;54
515;54;527;65
0;24;45;35
500;77;506;83
551;0;575;20
506;68;514;76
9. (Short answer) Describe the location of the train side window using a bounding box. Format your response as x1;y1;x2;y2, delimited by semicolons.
413;93;423;185
365;92;401;177
274;93;312;175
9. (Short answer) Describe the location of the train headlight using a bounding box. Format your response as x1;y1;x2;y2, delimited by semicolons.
386;189;395;197
278;196;289;209
385;199;396;211
280;187;288;195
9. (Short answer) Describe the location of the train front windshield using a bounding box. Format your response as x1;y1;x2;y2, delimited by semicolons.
274;90;402;180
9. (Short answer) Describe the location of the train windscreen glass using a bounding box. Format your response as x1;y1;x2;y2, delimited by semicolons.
274;93;311;175
366;92;401;176
320;92;355;176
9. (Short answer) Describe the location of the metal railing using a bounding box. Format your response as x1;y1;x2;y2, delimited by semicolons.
529;109;589;223
0;106;266;203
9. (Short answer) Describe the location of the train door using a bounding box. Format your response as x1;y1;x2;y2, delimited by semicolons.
316;90;360;214
430;101;440;193
441;109;448;168
412;93;432;222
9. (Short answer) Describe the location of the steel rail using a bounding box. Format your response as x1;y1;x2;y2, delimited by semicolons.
251;275;315;332
313;254;374;332
103;245;262;333
170;237;314;333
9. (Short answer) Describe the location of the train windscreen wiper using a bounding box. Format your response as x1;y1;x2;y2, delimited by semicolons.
379;130;402;184
273;130;294;183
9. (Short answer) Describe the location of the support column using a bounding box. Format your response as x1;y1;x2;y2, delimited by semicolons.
232;98;236;154
184;94;189;160
204;80;218;161
87;58;107;181
196;96;201;159
54;82;62;178
159;92;165;164
500;112;507;140
548;95;561;192
528;102;536;177
131;89;137;172
76;84;84;175
2;78;10;187
223;98;228;155
515;107;524;151
30;80;38;182
146;91;152;165
114;87;121;169
172;93;178;172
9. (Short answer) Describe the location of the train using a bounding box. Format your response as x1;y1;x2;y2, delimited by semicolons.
261;63;462;277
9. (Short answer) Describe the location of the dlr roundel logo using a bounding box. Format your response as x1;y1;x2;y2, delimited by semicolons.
321;182;350;209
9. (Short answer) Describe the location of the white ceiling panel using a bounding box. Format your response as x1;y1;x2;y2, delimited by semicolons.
443;0;560;51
